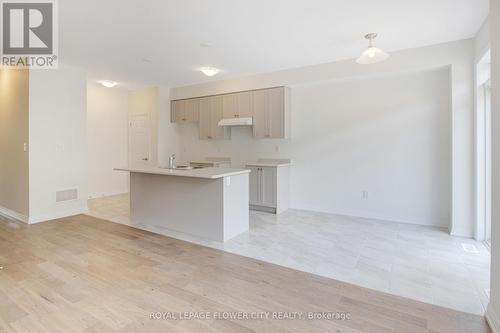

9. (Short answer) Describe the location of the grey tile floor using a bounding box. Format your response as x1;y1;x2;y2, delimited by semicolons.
88;193;491;315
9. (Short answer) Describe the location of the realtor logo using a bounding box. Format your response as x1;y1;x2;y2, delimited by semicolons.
1;0;58;68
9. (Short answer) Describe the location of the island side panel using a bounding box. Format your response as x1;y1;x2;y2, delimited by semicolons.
222;173;250;241
130;172;225;241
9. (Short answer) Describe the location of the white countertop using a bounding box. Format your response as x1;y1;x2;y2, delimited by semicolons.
245;158;292;168
114;166;250;179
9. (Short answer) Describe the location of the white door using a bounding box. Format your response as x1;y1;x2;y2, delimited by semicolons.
129;114;151;168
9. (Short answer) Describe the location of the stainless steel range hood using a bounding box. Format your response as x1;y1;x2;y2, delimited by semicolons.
218;117;253;127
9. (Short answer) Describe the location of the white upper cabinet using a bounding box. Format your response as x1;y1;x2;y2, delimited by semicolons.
222;91;253;119
198;96;230;140
170;99;199;123
252;87;290;139
171;86;290;139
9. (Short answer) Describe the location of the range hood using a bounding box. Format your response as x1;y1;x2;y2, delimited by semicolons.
218;117;253;127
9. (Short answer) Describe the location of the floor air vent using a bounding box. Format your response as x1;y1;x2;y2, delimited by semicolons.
56;189;78;202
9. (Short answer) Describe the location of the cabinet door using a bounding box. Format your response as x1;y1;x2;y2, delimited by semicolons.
252;90;269;138
210;96;225;140
267;88;285;138
198;97;212;139
260;167;277;207
248;167;261;205
237;91;253;117
171;100;185;123
184;98;200;122
222;93;238;119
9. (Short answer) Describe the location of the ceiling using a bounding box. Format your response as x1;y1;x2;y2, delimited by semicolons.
59;0;489;88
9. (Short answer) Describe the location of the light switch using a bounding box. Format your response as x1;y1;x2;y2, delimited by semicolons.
23;143;27;152
225;177;231;186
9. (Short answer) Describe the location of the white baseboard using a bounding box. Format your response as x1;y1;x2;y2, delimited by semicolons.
291;205;449;229
28;206;89;224
487;304;500;333
0;205;29;223
88;190;129;199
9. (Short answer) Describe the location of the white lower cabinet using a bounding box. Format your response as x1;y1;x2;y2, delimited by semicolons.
246;165;289;214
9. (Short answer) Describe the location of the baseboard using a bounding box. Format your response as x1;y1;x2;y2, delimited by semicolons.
487;304;500;333
0;205;29;223
291;205;449;228
250;205;276;214
28;206;89;224
88;190;129;199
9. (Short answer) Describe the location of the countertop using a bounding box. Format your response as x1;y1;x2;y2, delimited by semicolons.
114;166;250;179
245;158;292;168
190;160;230;165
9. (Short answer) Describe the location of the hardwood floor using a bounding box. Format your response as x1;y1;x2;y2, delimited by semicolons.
0;214;491;333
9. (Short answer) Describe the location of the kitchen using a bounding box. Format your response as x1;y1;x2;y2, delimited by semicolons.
116;86;292;242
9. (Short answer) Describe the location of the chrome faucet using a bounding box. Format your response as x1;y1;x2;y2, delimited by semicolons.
168;154;176;169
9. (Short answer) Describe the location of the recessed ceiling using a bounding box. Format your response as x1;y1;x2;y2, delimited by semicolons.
59;0;489;88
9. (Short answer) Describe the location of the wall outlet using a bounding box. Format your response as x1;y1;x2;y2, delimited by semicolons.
362;191;369;199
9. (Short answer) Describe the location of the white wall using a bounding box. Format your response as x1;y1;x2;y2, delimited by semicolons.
474;16;492;241
29;66;88;223
475;16;491;62
175;70;451;226
87;83;129;198
170;40;474;235
488;0;500;331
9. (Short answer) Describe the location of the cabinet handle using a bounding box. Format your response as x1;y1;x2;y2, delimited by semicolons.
207;135;212;139
234;114;239;118
182;118;186;121
265;134;271;138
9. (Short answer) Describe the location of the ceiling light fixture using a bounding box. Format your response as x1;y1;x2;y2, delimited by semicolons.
99;80;118;88
356;33;390;65
200;67;220;77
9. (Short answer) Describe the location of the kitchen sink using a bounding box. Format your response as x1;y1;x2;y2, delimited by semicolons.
160;165;194;170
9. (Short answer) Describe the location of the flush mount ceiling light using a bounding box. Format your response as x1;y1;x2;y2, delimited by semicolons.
99;80;118;88
200;67;220;77
356;33;390;65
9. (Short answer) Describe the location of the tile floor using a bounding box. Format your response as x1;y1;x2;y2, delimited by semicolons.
87;193;491;315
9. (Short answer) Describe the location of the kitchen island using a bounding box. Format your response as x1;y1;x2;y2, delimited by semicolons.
115;166;250;242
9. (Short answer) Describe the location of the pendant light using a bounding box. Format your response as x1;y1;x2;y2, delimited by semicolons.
356;33;390;65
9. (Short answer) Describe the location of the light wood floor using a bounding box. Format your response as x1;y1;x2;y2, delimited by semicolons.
0;214;491;333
